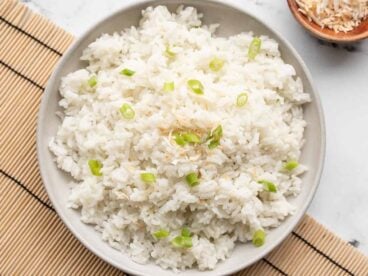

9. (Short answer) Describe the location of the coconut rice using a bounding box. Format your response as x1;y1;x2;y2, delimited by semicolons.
49;5;310;271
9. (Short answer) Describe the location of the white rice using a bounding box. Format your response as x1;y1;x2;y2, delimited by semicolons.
49;5;310;271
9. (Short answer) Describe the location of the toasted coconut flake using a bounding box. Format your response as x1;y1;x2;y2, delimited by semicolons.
296;0;368;33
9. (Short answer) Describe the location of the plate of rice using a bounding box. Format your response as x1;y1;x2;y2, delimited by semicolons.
37;0;325;275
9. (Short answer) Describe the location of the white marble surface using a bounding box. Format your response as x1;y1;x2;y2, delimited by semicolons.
22;0;368;254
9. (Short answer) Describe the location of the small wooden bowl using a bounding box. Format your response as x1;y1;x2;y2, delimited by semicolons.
287;0;368;43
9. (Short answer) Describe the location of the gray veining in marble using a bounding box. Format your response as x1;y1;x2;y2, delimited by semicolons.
21;0;368;254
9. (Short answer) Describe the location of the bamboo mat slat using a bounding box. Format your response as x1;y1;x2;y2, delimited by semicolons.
0;0;367;275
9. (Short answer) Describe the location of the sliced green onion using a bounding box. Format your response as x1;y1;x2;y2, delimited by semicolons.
203;131;212;143
153;229;170;239
207;125;222;149
171;236;193;248
182;132;201;144
173;133;187;146
211;125;223;141
236;93;248;107
88;75;97;87
88;160;103;176
140;172;156;184
174;131;200;145
252;229;266;247
284;160;299;171
165;45;176;59
120;103;135;120
248;37;262;60
120;68;135;76
175;136;187;146
208;140;220;149
163;82;175;92
187;79;204;95
186;172;200;187
258;180;277;193
181;227;191;237
171;227;193;248
209;57;225;72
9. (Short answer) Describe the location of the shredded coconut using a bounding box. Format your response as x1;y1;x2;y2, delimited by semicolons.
296;0;368;32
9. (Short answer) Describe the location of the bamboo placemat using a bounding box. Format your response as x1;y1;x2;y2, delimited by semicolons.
1;0;367;275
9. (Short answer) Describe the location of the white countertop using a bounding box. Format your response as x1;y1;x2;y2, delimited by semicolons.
23;0;368;254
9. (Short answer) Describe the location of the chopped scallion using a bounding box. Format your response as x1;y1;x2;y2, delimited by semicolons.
248;37;262;60
181;227;191;237
258;180;277;193
140;172;156;184
174;133;187;146
163;82;175;92
236;93;248;107
187;79;204;95
252;229;266;247
182;132;201;144
88;75;97;87
88;160;103;176
153;229;170;239
284;160;299;171
173;131;201;146
120;103;135;120
203;131;213;144
186;172;200;187
165;45;176;59
171;235;193;248
209;57;225;72
208;140;220;149
212;125;223;141
120;68;135;76
207;125;223;149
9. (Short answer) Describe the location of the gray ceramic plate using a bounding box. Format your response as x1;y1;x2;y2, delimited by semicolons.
37;0;325;275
